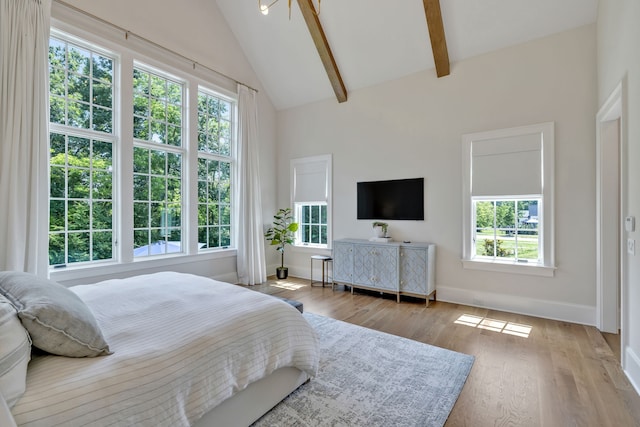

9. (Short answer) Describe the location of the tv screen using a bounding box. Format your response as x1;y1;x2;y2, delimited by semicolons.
357;178;424;220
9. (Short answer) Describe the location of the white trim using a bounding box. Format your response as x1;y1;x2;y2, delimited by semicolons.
50;249;237;282
625;346;640;397
436;285;595;326
596;79;624;333
461;259;555;277
462;122;555;274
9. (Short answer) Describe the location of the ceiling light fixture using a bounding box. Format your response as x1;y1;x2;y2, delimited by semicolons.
258;0;321;19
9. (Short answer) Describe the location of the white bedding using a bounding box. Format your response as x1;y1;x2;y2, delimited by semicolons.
10;272;319;426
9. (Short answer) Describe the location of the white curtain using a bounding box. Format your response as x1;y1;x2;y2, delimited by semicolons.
0;0;51;275
234;84;267;285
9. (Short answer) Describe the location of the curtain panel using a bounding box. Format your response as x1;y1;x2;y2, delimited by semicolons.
0;0;51;275
234;84;266;285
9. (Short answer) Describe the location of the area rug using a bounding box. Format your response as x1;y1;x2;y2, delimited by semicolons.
252;312;474;427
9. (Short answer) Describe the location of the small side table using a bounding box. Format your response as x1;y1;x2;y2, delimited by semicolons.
310;255;333;288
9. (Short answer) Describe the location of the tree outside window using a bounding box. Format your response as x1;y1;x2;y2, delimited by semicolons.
474;199;540;262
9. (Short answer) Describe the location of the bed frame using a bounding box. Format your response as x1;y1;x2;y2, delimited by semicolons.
194;367;310;426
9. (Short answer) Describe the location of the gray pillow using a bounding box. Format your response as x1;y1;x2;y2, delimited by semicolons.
0;272;111;357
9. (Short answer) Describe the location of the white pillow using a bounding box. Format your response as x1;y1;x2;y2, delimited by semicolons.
0;297;31;408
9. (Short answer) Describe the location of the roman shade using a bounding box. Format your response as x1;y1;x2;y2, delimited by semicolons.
471;132;542;197
291;155;331;203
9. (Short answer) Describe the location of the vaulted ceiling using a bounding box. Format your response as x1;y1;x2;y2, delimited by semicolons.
215;0;598;110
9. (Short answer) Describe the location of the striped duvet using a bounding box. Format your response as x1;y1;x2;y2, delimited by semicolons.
10;272;319;426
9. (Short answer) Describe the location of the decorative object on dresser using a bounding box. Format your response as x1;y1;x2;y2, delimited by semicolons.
333;239;436;306
370;221;392;243
372;221;388;237
264;207;299;279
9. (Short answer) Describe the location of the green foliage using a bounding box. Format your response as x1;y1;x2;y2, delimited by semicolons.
300;204;327;244
48;133;114;265
372;221;388;234
265;208;299;268
49;37;114;133
482;239;510;257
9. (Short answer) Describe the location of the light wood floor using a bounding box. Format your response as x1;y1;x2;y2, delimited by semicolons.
245;276;640;427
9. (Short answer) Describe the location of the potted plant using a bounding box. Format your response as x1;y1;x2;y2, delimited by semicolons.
372;221;388;238
265;208;299;279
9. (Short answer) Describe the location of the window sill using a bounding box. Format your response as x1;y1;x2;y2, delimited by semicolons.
50;249;237;283
292;244;330;254
462;259;555;277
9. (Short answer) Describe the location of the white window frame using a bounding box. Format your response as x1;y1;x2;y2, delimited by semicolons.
48;9;239;281
461;122;555;277
290;155;332;249
196;87;236;252
295;202;329;247
48;30;119;267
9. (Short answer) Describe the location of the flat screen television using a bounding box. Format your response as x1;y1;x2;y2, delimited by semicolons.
357;178;424;220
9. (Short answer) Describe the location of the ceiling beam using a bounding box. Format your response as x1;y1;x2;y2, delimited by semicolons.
297;0;348;103
423;0;450;77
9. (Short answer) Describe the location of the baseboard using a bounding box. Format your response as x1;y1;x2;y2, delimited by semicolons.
624;347;640;396
436;285;596;326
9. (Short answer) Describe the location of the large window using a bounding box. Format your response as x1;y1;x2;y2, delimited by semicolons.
48;29;237;270
462;122;554;276
48;37;115;266
197;91;233;250
290;155;332;248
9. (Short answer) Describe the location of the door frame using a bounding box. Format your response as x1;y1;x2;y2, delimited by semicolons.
596;78;626;340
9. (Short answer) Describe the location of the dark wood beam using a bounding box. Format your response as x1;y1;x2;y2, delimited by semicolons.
423;0;450;77
297;0;348;103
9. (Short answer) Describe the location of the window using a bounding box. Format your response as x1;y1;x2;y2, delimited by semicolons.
132;67;184;257
48;36;116;266
297;204;328;246
197;91;233;250
473;198;540;262
48;27;237;271
462;122;555;276
290;155;332;248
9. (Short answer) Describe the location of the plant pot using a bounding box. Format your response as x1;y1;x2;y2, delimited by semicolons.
276;267;289;280
373;226;386;238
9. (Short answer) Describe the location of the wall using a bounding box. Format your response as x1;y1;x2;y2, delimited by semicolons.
275;24;597;324
50;0;278;285
598;0;640;393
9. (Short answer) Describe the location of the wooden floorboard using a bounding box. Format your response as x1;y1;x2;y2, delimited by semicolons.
243;276;640;427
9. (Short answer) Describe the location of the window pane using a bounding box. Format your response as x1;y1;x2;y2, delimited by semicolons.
473;198;540;262
68;232;90;263
196;89;236;250
49;39;114;136
297;203;328;245
92;231;112;261
134;67;182;147
92;201;112;230
133;145;182;258
48;233;65;265
47;131;114;266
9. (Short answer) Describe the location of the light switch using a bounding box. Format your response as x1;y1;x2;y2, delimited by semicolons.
625;216;635;232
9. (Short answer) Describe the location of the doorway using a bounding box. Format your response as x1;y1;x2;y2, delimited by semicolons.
596;80;625;362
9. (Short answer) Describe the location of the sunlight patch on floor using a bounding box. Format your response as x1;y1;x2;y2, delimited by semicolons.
454;314;532;338
272;281;306;291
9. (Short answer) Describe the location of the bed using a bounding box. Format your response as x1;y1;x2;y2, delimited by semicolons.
0;271;319;427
